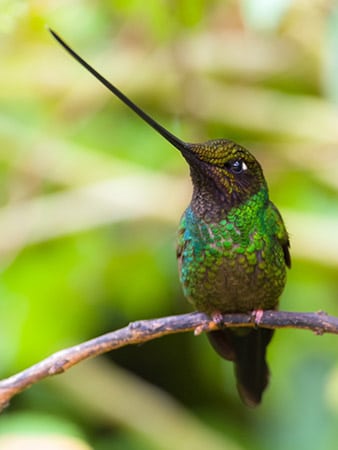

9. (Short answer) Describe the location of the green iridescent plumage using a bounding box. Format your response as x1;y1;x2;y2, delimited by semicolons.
51;30;291;407
177;189;288;314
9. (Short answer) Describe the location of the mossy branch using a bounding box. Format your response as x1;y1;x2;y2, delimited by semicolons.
0;309;337;411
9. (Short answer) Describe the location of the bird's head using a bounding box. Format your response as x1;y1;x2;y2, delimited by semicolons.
181;139;267;215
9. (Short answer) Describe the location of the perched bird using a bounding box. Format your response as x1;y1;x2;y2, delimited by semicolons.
50;29;291;406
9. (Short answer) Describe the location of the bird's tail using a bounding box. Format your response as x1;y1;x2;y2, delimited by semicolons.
207;328;274;407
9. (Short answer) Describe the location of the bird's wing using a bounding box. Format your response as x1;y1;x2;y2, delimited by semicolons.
176;216;187;274
266;202;291;268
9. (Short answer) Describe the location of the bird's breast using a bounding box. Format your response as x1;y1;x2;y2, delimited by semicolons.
177;206;286;314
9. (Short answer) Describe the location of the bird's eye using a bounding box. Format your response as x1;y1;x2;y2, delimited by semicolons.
227;160;248;174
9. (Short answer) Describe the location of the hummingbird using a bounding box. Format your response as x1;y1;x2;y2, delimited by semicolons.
49;29;291;406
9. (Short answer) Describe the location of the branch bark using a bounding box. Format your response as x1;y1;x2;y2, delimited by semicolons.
0;309;337;412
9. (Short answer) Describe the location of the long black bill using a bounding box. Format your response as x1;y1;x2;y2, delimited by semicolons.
49;29;189;153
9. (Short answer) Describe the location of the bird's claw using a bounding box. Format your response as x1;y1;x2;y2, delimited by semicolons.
211;311;224;327
251;309;264;327
194;311;223;336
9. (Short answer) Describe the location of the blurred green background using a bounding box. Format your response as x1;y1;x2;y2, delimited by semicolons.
1;0;338;449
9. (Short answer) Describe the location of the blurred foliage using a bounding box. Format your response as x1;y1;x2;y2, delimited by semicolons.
1;0;338;449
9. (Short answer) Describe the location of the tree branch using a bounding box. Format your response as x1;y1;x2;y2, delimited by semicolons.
0;309;337;412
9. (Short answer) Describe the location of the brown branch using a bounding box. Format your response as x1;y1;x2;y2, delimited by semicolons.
0;309;337;412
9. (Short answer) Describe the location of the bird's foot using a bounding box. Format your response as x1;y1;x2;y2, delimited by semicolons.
194;311;223;336
251;309;264;327
211;311;224;327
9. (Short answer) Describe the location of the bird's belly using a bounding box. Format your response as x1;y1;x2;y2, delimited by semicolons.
179;236;286;314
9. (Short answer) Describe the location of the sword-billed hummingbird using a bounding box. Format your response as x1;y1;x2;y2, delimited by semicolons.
49;29;291;406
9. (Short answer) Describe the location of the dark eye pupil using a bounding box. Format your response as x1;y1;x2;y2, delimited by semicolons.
230;160;243;173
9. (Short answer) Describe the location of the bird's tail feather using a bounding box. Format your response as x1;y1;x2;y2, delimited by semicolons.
207;328;274;407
